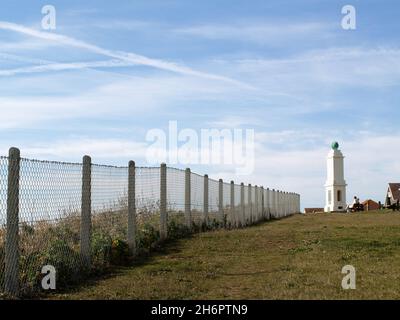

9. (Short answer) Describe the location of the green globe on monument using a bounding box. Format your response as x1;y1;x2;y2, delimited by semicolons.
331;141;339;150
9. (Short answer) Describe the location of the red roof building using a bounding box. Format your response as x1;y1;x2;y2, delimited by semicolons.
362;199;380;211
386;183;400;206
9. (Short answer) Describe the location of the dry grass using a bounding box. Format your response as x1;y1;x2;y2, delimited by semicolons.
51;210;400;300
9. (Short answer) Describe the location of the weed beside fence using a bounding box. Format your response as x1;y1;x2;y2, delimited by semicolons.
0;147;300;298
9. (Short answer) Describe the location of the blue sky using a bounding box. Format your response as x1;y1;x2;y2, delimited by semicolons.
0;0;399;209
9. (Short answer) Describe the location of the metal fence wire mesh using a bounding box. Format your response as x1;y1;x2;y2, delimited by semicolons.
0;156;7;293
190;172;204;225
166;167;185;228
18;158;83;295
208;178;219;217
222;182;231;226
135;166;161;252
0;152;299;297
91;164;129;265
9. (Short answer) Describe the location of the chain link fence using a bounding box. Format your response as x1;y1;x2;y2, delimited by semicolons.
0;156;7;294
0;148;300;297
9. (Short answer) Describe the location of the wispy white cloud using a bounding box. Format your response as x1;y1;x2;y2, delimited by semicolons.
0;73;253;129
207;116;263;128
0;21;252;88
0;39;55;51
88;20;156;31
232;47;400;88
174;22;334;45
17;138;148;161
0;59;137;76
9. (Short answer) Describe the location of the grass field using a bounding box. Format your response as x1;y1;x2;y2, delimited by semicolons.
51;210;400;300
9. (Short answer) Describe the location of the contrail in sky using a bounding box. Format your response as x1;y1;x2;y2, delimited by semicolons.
0;21;254;89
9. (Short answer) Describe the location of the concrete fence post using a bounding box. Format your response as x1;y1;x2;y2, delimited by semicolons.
282;191;285;217
283;192;286;216
5;147;20;297
81;155;92;268
276;190;279;217
240;183;245;227
298;194;300;213
218;179;224;227
259;187;262;220
254;185;259;222
127;160;136;256
185;168;191;229
266;188;271;220
261;186;265;220
272;189;276;218
248;184;252;224
160;163;167;241
277;190;281;217
270;189;273;218
277;190;280;217
203;174;209;226
285;192;287;216
278;191;281;217
291;193;294;214
230;181;235;228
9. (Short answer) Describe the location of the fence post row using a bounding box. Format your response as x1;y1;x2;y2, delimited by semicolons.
185;168;191;229
81;155;92;268
204;174;209;226
4;147;20;297
127;160;136;256
2;146;301;297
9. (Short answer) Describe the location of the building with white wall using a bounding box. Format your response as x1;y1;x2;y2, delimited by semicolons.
324;142;347;212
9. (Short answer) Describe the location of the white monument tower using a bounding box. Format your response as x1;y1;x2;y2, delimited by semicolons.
324;141;347;212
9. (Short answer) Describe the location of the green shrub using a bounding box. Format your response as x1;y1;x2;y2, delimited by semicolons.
167;219;191;240
111;239;130;265
208;218;222;230
137;223;160;254
91;231;112;271
19;250;45;293
42;238;84;288
191;222;201;233
49;223;80;245
21;223;35;236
